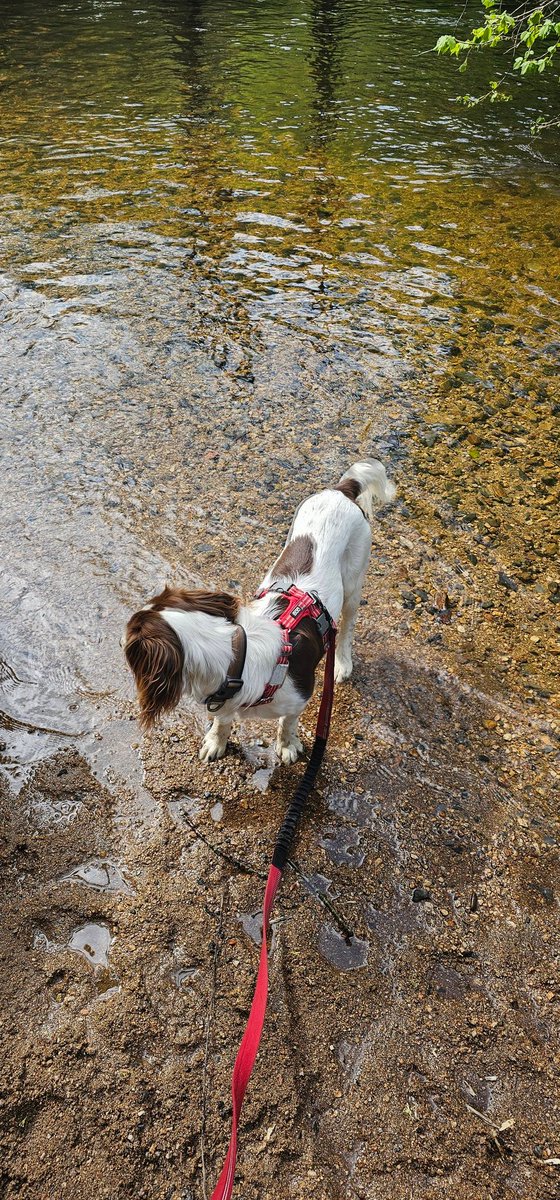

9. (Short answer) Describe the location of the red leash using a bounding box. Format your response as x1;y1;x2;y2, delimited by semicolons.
210;631;336;1200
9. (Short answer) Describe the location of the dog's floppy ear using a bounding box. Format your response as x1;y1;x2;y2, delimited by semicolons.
124;611;184;728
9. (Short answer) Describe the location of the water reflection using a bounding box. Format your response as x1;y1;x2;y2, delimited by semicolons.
308;0;348;148
162;0;213;114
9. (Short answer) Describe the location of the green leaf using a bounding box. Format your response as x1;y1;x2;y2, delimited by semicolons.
435;34;459;55
453;93;479;108
500;14;515;34
528;9;545;28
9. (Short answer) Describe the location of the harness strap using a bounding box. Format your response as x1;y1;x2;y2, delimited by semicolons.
206;625;247;712
250;627;291;707
210;631;336;1200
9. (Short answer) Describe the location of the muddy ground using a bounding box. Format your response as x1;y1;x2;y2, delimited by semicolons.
1;406;559;1198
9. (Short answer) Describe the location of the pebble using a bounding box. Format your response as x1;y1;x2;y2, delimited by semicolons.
498;571;518;592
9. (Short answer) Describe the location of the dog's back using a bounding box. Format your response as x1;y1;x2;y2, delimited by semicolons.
260;460;395;625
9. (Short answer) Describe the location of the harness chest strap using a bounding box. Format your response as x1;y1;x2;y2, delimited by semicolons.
251;626;292;707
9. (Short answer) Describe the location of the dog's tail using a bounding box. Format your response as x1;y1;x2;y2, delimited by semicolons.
336;460;397;521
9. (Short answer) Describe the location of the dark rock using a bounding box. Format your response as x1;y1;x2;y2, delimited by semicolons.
431;963;467;1000
412;887;431;903
498;571;518;592
444;839;464;854
423;430;439;448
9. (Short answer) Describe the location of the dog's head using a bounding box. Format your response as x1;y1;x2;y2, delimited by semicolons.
124;586;239;727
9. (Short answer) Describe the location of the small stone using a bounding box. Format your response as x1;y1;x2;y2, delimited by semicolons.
498;571;518;592
412;887;431;903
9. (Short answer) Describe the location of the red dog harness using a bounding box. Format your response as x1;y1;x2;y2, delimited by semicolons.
251;585;335;706
205;586;335;713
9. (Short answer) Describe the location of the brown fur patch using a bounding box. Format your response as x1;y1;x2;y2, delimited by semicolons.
335;478;361;503
149;586;239;624
124;610;184;729
270;535;315;583
288;617;323;701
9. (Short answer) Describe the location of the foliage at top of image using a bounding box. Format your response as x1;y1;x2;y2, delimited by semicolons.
435;1;560;132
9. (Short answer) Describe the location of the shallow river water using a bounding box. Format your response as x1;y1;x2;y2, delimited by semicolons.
1;0;559;775
1;4;559;1199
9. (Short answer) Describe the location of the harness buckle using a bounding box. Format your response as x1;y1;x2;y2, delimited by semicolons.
267;660;290;689
206;677;244;713
314;610;330;640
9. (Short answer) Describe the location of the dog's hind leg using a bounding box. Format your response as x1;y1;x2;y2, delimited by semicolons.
335;531;371;683
199;717;232;762
334;584;362;682
276;714;303;765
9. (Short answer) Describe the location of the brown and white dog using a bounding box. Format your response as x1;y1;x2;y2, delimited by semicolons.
124;461;396;764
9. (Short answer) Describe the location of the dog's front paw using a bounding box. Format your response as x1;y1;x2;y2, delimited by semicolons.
199;730;228;762
277;736;303;765
334;653;353;683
